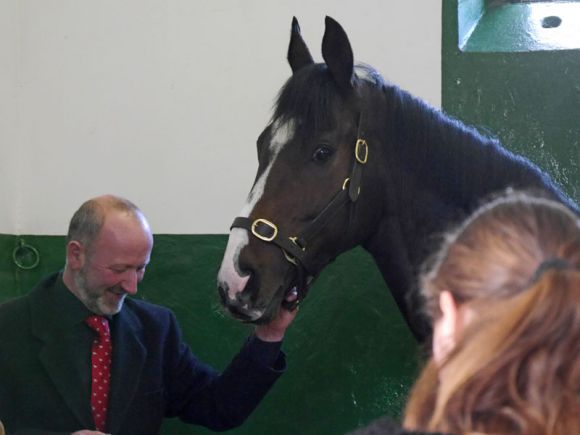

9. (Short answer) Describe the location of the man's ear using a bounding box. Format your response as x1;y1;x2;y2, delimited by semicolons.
432;290;459;363
66;240;85;270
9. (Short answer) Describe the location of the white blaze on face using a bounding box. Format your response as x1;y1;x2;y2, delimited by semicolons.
218;119;295;306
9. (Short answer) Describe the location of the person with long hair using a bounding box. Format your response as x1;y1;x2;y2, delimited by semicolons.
349;191;579;435
403;191;580;434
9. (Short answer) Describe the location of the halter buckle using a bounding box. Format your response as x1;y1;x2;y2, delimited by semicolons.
251;219;278;242
355;139;368;164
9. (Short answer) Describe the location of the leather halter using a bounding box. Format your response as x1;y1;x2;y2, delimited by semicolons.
230;114;368;302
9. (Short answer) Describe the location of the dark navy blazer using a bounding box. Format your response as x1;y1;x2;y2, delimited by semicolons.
0;273;285;435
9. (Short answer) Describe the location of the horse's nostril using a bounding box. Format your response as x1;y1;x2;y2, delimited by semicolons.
245;272;260;297
237;262;254;279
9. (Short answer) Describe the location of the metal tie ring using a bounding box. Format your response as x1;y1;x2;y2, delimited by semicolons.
12;239;40;270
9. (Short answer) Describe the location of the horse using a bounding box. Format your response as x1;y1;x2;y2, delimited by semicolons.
216;16;579;342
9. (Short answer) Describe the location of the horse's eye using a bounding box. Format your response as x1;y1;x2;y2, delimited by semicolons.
312;146;334;163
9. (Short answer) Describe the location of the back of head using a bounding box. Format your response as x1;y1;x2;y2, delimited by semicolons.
405;191;580;434
422;191;579;309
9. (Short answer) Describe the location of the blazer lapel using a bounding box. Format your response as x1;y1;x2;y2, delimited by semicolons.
37;330;94;428
107;304;147;434
29;284;94;429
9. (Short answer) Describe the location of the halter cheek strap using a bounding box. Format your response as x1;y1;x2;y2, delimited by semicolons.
230;113;369;302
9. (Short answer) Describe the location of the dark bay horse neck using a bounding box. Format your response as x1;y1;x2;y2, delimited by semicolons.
358;72;578;338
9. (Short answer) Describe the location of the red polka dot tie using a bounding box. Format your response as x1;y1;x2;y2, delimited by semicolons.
86;315;112;432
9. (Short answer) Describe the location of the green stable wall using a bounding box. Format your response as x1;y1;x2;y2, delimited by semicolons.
3;3;580;434
443;0;580;203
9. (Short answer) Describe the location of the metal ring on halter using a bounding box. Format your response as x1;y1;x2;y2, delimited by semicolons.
355;139;368;164
12;239;40;270
283;236;306;266
342;177;360;195
283;250;299;265
251;218;278;242
289;236;306;251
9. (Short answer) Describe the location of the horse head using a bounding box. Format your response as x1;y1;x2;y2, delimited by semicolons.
217;17;384;323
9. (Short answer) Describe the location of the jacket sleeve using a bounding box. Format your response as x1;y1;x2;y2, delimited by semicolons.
162;311;286;431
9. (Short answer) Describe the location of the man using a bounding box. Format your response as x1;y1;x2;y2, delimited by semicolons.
0;195;298;435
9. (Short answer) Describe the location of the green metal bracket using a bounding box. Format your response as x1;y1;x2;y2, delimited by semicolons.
458;0;580;52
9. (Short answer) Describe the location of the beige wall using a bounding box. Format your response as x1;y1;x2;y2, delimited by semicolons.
0;0;20;233
0;0;441;234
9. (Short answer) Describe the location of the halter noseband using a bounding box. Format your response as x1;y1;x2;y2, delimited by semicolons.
230;114;369;303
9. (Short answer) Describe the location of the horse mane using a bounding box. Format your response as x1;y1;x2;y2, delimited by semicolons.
356;64;573;210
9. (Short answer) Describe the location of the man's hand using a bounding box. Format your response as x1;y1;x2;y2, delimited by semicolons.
254;289;299;342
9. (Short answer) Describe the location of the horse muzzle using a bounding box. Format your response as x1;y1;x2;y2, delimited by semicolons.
217;281;266;322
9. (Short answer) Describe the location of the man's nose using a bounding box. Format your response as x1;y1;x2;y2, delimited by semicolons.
121;270;139;295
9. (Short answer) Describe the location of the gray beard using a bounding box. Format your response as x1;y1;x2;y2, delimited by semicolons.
73;270;125;315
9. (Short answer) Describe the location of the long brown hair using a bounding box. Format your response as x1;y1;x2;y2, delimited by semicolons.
404;191;580;434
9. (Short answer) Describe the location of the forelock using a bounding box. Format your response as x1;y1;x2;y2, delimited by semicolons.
273;64;347;139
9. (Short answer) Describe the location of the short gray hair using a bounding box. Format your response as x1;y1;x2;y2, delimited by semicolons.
66;195;142;249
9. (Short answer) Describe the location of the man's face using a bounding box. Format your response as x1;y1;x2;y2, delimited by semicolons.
73;212;153;316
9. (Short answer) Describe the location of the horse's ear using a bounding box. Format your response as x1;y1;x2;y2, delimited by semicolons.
321;16;354;90
287;17;314;73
